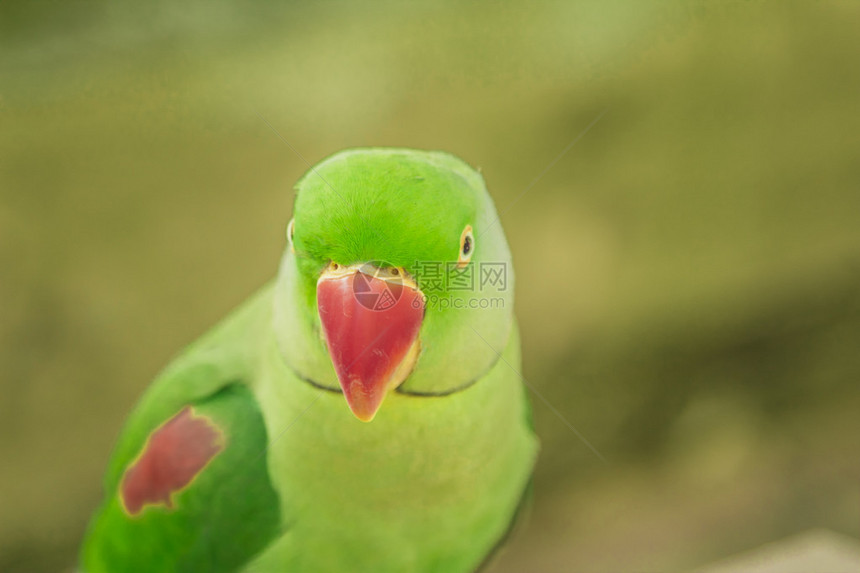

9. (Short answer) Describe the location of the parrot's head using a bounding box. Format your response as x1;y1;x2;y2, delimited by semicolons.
276;148;514;421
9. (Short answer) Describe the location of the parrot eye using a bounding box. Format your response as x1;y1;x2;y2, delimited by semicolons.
287;218;296;252
457;225;474;268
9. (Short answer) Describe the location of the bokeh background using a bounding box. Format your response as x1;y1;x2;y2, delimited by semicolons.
2;1;859;571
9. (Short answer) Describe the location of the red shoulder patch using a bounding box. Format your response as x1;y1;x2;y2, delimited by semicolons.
120;406;225;516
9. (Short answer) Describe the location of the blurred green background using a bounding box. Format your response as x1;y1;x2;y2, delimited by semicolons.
2;1;860;571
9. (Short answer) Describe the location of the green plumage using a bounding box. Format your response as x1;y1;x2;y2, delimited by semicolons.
81;149;538;572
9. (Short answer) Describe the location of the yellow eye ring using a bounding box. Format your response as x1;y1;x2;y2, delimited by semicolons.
457;225;474;268
287;218;296;253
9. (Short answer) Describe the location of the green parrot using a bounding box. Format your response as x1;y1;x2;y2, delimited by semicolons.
80;148;538;572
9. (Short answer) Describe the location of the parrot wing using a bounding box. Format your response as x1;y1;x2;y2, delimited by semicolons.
80;286;282;573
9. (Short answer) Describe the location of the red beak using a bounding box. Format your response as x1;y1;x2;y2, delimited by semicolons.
317;265;424;421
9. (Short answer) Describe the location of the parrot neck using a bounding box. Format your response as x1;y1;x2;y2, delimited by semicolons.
252;319;537;573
